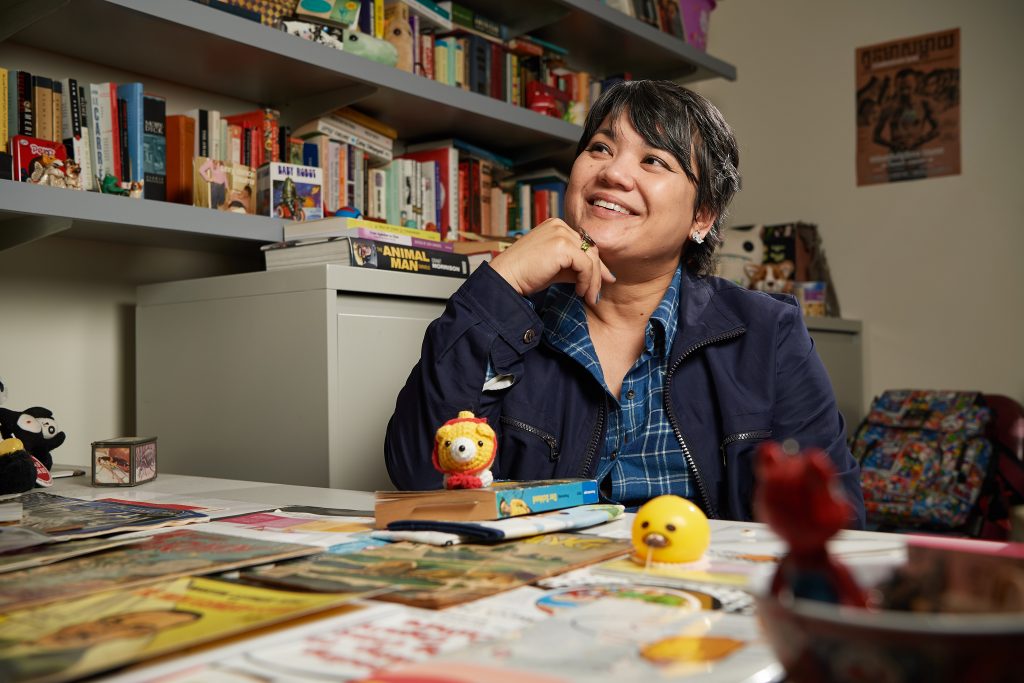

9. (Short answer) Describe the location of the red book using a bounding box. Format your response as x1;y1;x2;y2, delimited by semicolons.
489;42;505;100
458;160;471;236
225;109;280;166
532;187;549;227
166;114;196;204
11;135;67;182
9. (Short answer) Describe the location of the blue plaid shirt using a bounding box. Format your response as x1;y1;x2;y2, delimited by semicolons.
540;265;694;507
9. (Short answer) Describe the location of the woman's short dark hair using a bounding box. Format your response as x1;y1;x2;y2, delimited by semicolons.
575;80;741;276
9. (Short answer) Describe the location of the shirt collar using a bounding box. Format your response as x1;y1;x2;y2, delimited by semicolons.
542;263;683;361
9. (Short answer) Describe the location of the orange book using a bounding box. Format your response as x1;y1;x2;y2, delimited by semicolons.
166;114;196;204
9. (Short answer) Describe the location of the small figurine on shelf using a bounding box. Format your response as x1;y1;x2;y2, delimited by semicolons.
100;174;131;196
629;494;711;567
754;441;867;606
432;410;497;489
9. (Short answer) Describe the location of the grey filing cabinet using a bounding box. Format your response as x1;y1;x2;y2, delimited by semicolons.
137;267;864;491
136;265;461;492
805;317;864;434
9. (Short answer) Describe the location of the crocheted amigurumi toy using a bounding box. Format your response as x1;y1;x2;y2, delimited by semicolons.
432;410;497;489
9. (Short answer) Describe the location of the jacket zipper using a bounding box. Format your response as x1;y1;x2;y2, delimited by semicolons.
720;430;773;470
578;400;606;478
500;416;560;462
664;327;745;519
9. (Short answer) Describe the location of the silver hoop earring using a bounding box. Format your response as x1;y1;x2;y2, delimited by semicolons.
690;231;704;244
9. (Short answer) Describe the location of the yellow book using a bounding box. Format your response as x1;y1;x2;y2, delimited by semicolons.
282;215;442;243
0;67;8;153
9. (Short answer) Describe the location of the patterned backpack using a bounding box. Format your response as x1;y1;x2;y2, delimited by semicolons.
852;390;993;532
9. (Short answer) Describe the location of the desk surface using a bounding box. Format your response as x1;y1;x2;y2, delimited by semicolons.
39;473;907;683
52;471;377;511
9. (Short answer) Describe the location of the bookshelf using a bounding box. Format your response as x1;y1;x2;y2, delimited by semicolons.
0;0;736;254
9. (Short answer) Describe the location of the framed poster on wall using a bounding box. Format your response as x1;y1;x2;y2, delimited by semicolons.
856;28;961;185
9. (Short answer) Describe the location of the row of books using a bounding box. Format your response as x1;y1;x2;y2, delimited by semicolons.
1;63;568;242
2;68;158;196
280;0;623;126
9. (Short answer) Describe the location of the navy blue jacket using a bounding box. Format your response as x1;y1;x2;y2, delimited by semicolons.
385;263;865;528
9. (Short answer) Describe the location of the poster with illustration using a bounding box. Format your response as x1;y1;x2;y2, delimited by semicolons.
856;28;960;185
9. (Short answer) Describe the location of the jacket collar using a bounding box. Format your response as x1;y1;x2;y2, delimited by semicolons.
671;269;746;360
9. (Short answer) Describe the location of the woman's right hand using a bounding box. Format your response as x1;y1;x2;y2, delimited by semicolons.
488;218;616;307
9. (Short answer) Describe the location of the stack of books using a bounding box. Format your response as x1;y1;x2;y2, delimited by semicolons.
374;478;600;528
262;215;471;278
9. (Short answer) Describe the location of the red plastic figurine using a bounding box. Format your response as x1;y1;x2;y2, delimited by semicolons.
754;441;868;607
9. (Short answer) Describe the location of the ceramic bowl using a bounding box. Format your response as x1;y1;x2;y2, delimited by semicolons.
756;595;1024;683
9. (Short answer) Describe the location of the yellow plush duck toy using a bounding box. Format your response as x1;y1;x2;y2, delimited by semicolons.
432;411;497;489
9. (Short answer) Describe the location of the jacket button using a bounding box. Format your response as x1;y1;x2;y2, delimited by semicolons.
522;329;536;344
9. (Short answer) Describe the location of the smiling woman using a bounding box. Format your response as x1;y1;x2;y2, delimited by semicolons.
384;80;865;527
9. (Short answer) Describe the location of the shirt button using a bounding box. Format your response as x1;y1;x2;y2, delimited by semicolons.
626;389;635;400
522;329;535;344
610;450;618;460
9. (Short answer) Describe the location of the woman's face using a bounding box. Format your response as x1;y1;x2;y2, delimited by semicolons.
564;113;708;273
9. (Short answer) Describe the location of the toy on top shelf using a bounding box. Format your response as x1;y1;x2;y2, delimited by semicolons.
432;410;497;489
629;494;711;566
754;440;867;607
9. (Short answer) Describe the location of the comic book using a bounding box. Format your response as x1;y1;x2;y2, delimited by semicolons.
0;528;321;612
369;596;781;683
0;576;365;683
0;535;142;574
241;533;631;608
256;161;323;221
11;491;209;540
101;587;549;682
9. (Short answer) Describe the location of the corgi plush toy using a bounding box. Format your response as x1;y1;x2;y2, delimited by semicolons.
432;411;497;489
744;260;795;294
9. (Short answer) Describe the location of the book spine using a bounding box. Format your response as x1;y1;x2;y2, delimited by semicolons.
16;71;34;137
166;114;195;204
0;68;7;153
32;75;53;141
51;80;62;146
105;84;122;183
349;237;469;278
60;77;79;141
142;94;167;201
421;32;434;81
301;118;392;163
89;84;107;183
327;139;342;213
195;109;209;158
353;227;451;251
75;85;95;191
117;83;144;184
492;480;600;517
368;167;386;220
117;97;129;183
326;113;392;149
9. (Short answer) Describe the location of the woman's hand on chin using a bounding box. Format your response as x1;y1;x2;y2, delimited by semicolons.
489;218;616;307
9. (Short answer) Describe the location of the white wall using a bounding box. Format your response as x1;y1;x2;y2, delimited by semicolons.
693;0;1024;411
